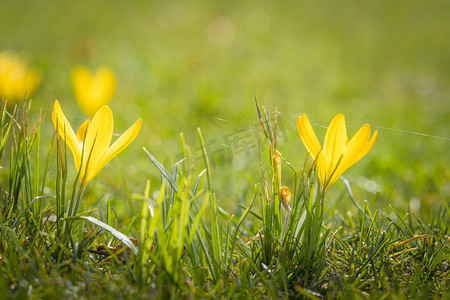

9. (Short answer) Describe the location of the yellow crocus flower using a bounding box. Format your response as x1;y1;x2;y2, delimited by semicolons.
71;66;116;117
297;114;378;191
52;100;142;188
0;51;41;103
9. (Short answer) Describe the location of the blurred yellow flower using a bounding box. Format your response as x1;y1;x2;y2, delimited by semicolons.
297;114;378;191
0;51;41;103
52;100;141;188
71;66;116;117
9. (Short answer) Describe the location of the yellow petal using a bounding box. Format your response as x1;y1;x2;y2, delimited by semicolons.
0;51;40;101
352;129;378;164
297;114;326;186
71;66;116;117
76;119;91;142
340;124;371;170
323;114;347;178
71;66;92;98
82;105;113;176
328;124;371;185
297;114;321;160
71;66;95;116
84;67;116;116
328;127;378;189
86;118;142;183
96;67;116;103
52;100;82;169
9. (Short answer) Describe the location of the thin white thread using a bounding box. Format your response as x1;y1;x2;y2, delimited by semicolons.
310;123;449;141
372;126;450;141
63;112;450;142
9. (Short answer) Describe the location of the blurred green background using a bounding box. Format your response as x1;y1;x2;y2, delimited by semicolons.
1;0;449;219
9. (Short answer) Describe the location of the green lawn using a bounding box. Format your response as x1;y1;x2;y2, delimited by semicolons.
0;0;449;298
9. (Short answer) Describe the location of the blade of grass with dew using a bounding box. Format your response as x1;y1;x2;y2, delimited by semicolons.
68;215;138;255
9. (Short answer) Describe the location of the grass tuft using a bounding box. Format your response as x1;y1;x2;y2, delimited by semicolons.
0;99;448;298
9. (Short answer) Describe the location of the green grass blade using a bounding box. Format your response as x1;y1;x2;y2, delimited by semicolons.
69;215;138;255
143;147;178;193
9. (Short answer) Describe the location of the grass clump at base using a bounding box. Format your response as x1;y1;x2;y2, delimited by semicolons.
0;100;448;299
